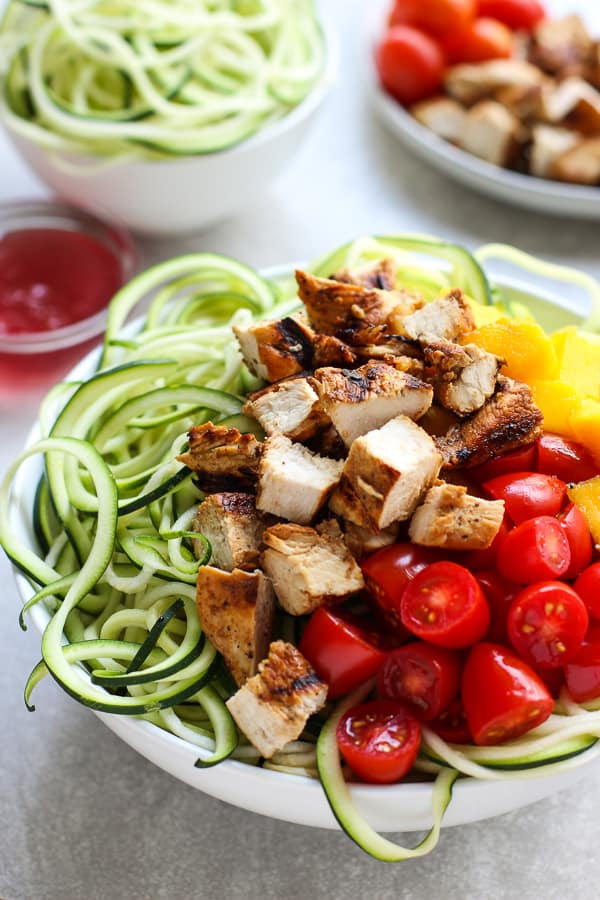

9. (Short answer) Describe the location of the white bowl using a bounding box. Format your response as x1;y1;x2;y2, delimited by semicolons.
1;23;338;237
8;262;600;834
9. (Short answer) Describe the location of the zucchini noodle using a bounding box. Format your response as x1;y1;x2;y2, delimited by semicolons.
0;0;326;158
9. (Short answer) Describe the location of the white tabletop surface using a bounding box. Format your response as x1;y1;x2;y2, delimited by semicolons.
2;2;600;898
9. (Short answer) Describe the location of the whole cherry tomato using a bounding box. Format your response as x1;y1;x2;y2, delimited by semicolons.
376;25;445;105
564;636;600;703
536;433;599;483
469;444;536;483
389;0;476;37
496;516;571;583
442;17;514;64
574;563;600;621
476;570;518;644
508;581;588;669
483;472;566;524
336;700;421;783
429;696;472;744
400;561;490;648
558;503;593;580
477;0;545;31
377;641;462;721
461;642;553;745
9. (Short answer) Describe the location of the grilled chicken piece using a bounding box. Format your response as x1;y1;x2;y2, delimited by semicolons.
342;520;399;561
436;376;543;469
445;60;543;105
402;289;475;345
329;415;442;530
411;96;467;143
305;423;347;461
192;492;268;572
529;124;581;178
256;433;343;524
539;77;600;128
226;640;328;758
313;362;433;446
494;82;545;120
196;566;275;686
312;332;357;368
409;481;505;550
332;257;398;291
553;137;600;185
243;376;330;442
529;15;594;78
460;100;520;168
233;314;313;382
424;341;502;417
261;520;364;615
177;422;260;492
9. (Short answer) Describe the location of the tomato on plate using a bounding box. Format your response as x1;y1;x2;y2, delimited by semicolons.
508;581;588;669
574;563;600;621
476;570;518;644
377;641;462;721
461;515;510;571
483;472;566;524
389;0;476;37
564;636;600;703
496;515;571;583
376;25;445;105
429;696;472;744
558;503;593;580
477;0;545;31
536;433;599;484
442;17;514;64
461;642;553;745
400;561;490;648
469;444;536;483
299;607;386;700
336;699;421;783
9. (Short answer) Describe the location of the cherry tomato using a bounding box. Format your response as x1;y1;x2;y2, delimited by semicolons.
496;516;571;584
389;0;476;37
299;608;386;699
564;636;600;703
483;472;566;525
476;570;518;644
538;666;565;699
462;642;553;745
429;696;472;743
442;17;513;64
469;444;536;483
508;581;588;669
361;543;443;638
536;433;599;484
376;25;445;106
558;503;593;580
377;641;462;721
336;700;421;784
400;561;490;648
574;563;600;621
477;0;545;31
461;515;510;571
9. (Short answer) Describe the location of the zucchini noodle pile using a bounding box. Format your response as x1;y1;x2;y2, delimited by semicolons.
0;0;326;157
3;237;600;859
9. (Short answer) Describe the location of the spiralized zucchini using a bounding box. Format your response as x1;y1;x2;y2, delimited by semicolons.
0;0;326;158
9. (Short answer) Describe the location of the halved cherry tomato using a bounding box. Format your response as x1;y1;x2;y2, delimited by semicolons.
476;570;518;644
558;503;593;580
574;563;600;621
377;641;462;721
400;561;490;648
376;26;445;105
429;696;472;744
564;636;600;703
461;642;553;745
336;700;421;784
442;16;514;64
299;608;386;700
538;666;565;699
469;444;536;483
461;515;510;571
477;0;545;31
496;516;571;583
389;0;476;36
483;472;566;525
536;433;599;484
508;581;588;669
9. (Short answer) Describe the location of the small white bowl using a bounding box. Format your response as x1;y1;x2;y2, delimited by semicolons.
2;22;338;237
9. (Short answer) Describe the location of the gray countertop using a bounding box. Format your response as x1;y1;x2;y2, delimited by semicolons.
2;2;600;898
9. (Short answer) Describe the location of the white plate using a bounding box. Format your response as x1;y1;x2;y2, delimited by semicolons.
367;0;600;219
9;264;600;833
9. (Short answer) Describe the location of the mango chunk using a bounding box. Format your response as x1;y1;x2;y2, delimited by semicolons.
568;477;600;544
554;328;600;399
466;320;558;383
467;300;507;328
570;399;600;466
530;380;579;438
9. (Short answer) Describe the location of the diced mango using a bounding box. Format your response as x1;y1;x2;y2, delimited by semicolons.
529;380;579;438
467;300;507;328
568;477;600;545
553;327;600;399
466;320;558;383
570;399;600;466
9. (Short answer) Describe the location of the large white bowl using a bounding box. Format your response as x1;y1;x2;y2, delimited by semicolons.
9;265;600;833
1;23;338;237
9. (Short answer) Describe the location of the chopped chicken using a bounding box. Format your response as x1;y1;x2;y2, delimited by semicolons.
305;423;347;461
402;289;475;345
196;566;275;686
313;361;433;446
529;124;581;178
233;313;313;382
411;96;468;143
243;376;330;442
256;433;343;524
192;492;268;572
261;520;364;615
461;100;520;168
312;332;357;368
553;137;600;185
342;520;399;561
494;82;545;120
445;59;544;105
424;341;502;417
409;481;505;550
329;415;442;530
352;339;424;367
225;640;328;758
436;376;543;469
332;257;398;291
177;422;260;492
529;15;594;78
418;404;460;437
538;77;600;125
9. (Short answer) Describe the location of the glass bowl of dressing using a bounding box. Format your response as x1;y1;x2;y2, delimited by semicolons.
0;199;137;395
